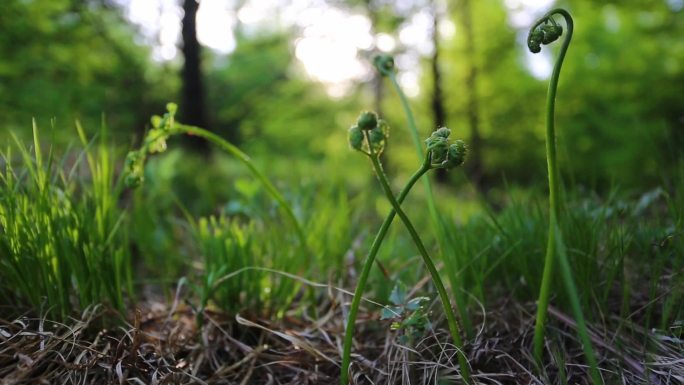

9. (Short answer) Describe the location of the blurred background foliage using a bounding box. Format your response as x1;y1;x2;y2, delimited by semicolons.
0;0;682;199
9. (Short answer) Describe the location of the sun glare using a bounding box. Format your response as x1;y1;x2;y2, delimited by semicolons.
197;0;236;54
120;0;457;96
121;0;550;89
294;9;372;94
503;0;555;79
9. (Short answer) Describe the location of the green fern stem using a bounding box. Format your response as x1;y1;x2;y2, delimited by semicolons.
175;124;308;255
554;225;602;384
531;8;573;362
340;159;430;385
365;131;471;384
387;71;474;338
528;10;602;383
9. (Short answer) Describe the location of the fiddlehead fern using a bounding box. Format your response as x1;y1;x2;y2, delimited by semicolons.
124;103;308;256
528;9;602;384
341;115;470;385
374;53;475;339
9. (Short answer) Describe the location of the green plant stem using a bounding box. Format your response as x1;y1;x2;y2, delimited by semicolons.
387;72;474;338
174;123;308;253
387;73;425;160
531;8;572;361
359;129;470;383
340;161;429;385
530;10;600;382
554;226;602;384
367;152;470;384
387;72;440;223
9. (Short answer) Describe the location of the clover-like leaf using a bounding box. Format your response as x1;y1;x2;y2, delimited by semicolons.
389;283;407;306
406;296;430;311
381;306;404;320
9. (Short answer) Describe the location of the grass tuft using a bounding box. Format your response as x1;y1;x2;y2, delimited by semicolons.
0;122;132;319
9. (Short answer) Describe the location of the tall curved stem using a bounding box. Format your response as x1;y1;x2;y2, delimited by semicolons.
360;131;470;383
366;152;470;384
388;71;474;338
531;8;573;362
175;123;308;254
529;11;601;384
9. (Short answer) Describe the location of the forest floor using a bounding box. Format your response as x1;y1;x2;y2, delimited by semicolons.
2;290;682;385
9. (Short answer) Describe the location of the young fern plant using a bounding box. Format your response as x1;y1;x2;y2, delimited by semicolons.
340;113;470;385
375;54;474;338
124;103;306;253
528;9;601;383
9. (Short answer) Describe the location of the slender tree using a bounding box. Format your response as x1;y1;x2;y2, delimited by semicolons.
456;0;484;189
430;0;449;182
430;1;446;129
181;0;209;150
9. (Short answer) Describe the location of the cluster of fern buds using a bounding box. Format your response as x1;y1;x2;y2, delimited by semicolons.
348;111;390;156
425;127;467;170
124;103;178;188
347;111;467;170
528;18;563;53
342;108;469;385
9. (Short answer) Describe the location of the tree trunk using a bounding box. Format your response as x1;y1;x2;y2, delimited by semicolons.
431;2;449;182
458;0;485;189
181;0;209;150
431;8;446;128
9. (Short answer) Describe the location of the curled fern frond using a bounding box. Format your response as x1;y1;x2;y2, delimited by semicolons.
368;122;388;155
123;103;179;188
425;127;467;170
373;54;395;77
541;23;563;45
527;10;570;54
348;111;390;156
445;140;467;169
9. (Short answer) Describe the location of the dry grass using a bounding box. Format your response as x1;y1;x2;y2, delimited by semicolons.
1;288;682;385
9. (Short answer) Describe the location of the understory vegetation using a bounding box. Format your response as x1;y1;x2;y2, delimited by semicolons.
1;1;683;384
0;108;681;384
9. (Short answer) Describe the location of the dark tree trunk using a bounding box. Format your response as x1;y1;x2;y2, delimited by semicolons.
458;0;485;190
181;0;209;150
431;3;449;182
431;11;446;128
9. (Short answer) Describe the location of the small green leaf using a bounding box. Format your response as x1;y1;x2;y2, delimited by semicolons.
389;283;407;305
406;296;429;311
403;311;422;326
381;306;404;320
